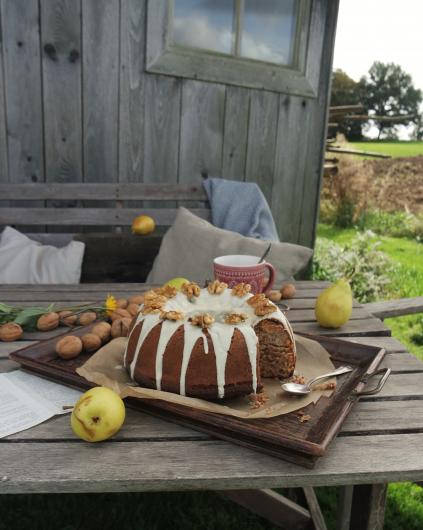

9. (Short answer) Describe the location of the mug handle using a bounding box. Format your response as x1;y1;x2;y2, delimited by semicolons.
262;263;275;293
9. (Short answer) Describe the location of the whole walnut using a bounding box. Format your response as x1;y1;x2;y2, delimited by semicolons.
55;335;83;359
267;290;282;302
111;317;132;338
126;303;140;317
110;308;131;321
81;333;102;353
280;283;296;299
116;298;128;309
91;321;112;343
128;294;144;305
78;311;97;326
58;310;78;326
37;312;60;331
0;322;23;342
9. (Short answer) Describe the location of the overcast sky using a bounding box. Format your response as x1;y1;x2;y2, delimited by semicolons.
334;0;423;91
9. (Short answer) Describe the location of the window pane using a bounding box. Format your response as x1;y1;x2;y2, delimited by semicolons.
172;0;234;54
241;0;297;65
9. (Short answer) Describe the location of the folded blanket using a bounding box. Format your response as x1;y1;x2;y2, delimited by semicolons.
203;178;279;242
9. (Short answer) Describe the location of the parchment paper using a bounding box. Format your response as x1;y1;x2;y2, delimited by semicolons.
76;334;335;419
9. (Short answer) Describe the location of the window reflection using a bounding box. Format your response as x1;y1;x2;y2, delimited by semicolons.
172;0;234;54
241;0;297;65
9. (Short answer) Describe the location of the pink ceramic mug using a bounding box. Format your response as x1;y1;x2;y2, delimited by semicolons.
213;255;275;294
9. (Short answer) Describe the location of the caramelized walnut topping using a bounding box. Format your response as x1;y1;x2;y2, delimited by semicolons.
207;280;228;294
247;293;266;307
231;283;252;297
160;310;184;321
182;282;201;299
153;285;178;298
254;301;277;316
189;313;215;329
224;312;248;325
142;306;162;315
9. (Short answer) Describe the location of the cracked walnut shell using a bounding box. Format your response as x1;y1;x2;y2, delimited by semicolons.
55;335;83;359
37;312;60;331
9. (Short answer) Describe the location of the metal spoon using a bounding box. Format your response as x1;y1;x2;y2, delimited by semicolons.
281;366;353;395
258;243;272;263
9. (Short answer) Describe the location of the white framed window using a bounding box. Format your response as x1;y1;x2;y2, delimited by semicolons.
146;0;317;97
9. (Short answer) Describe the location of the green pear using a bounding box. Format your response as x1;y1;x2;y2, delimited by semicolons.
315;279;353;329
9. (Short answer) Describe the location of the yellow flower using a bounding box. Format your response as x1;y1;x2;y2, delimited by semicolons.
105;295;117;316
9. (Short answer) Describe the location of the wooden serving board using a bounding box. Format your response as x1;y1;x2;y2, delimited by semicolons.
10;328;386;468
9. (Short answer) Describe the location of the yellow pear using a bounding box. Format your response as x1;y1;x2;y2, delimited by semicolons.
131;215;155;235
315;279;352;329
164;277;190;291
71;387;125;442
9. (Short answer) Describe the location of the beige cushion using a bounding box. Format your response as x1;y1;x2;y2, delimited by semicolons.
147;208;312;285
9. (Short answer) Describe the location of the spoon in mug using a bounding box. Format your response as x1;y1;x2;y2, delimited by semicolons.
258;243;272;263
281;366;353;395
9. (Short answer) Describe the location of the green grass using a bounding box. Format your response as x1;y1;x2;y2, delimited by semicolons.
317;223;423;359
348;140;423;158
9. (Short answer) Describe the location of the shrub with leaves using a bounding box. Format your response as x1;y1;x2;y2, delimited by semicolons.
313;231;396;303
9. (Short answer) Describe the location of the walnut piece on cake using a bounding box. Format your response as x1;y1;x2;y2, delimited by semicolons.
247;293;266;307
232;283;252;297
182;282;201;299
224;312;248;324
254;300;277;316
153;285;178;298
207;280;228;294
160;310;184;321
189;313;215;329
142;290;168;314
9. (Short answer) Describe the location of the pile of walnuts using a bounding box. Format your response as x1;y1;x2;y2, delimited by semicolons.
266;283;296;303
54;294;144;361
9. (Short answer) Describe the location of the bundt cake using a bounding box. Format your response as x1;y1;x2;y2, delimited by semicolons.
124;281;296;400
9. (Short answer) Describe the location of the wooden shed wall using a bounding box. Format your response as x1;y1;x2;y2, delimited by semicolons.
0;0;338;248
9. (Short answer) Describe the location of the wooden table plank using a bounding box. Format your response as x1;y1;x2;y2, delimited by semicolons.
381;353;423;373
293;319;390;337
362;373;423;400
2;433;423;494
337;336;407;353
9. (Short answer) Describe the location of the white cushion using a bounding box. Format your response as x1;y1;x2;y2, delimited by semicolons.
147;208;313;285
0;227;85;284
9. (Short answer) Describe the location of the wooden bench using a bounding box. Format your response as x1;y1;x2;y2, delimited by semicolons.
0;183;210;283
364;297;423;319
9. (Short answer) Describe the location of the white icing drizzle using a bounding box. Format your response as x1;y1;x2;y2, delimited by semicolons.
127;287;295;398
207;323;235;398
235;324;259;393
129;313;161;379
155;319;182;390
179;324;205;396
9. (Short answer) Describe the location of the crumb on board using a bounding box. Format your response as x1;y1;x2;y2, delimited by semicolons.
314;381;337;391
294;409;312;423
249;392;269;409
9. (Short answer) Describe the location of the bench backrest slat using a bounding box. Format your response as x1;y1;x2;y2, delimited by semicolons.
0;207;210;226
0;183;208;201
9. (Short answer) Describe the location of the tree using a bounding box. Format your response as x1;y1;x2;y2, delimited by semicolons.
359;62;422;139
330;69;364;140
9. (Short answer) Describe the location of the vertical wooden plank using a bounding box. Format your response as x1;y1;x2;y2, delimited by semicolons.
245;90;278;205
336;485;353;530
272;95;308;243
0;2;8;187
1;0;44;185
221;86;250;181
143;75;181;189
119;0;145;183
179;80;225;183
82;0;119;183
350;484;387;530
298;0;339;248
41;0;82;186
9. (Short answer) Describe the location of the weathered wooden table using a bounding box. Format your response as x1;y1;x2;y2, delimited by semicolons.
1;281;423;530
